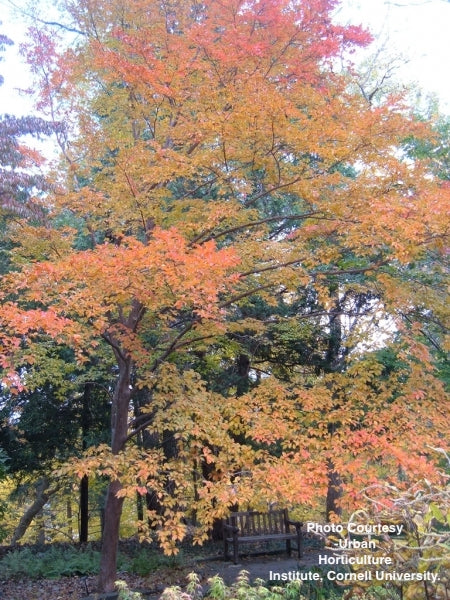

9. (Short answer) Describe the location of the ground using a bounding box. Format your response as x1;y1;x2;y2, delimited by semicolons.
0;545;323;599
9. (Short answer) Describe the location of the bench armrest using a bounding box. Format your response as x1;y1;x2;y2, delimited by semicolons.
223;523;239;534
286;519;303;531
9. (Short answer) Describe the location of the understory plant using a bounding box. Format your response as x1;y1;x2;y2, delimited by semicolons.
161;571;343;600
116;579;144;600
0;545;101;579
345;459;450;600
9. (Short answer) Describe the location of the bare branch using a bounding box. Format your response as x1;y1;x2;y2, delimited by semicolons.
5;1;84;35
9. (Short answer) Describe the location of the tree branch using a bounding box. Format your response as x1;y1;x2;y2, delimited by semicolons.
5;1;85;35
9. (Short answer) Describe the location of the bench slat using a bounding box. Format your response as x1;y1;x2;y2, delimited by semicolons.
224;533;299;542
223;509;303;564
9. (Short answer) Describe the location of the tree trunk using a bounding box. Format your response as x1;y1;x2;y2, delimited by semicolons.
136;491;144;522
98;479;125;591
326;459;343;520
97;351;132;593
133;394;146;527
79;475;89;543
11;476;58;545
67;497;73;540
79;382;93;543
325;290;344;519
97;301;146;592
37;524;46;544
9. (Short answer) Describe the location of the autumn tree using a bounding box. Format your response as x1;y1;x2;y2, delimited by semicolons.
1;0;449;592
0;26;103;543
0;26;61;224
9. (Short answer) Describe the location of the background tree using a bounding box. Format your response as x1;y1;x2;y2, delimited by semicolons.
0;26;109;545
0;353;112;544
0;448;9;543
0;25;60;224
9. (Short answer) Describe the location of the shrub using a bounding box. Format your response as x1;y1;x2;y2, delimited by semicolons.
116;579;144;600
160;572;403;600
161;571;337;600
129;547;184;576
0;542;184;579
357;473;450;600
0;545;100;579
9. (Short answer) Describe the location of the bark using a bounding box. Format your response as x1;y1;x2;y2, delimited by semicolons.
79;475;89;543
97;350;133;593
97;299;145;593
67;497;73;540
37;526;45;545
136;491;144;522
326;459;343;520
325;290;344;518
11;476;59;545
79;383;93;543
97;479;125;592
143;429;177;520
135;391;170;524
133;394;146;526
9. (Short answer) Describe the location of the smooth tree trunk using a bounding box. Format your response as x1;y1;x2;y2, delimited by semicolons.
79;383;93;543
79;475;89;543
97;351;133;593
98;479;125;591
326;459;343;520
133;393;146;527
67;497;73;540
11;476;59;545
136;490;144;522
324;292;345;519
97;300;144;593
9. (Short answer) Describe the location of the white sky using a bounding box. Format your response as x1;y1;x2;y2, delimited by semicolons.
0;0;449;116
336;0;450;112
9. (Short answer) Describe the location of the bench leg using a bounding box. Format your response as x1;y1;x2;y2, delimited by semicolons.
286;539;292;556
233;536;239;564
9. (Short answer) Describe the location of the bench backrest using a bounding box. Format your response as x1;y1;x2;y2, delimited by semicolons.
224;509;288;536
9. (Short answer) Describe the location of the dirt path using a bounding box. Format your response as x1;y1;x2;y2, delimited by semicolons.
196;546;324;585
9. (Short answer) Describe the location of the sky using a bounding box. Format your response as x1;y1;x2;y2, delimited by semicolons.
0;0;449;117
335;0;450;112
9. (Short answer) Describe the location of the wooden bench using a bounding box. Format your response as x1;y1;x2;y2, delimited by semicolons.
223;509;303;564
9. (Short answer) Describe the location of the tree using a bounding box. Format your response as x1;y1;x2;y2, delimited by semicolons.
0;448;9;542
0;27;59;215
0;26;63;281
1;0;449;592
0;27;96;544
0;355;112;544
